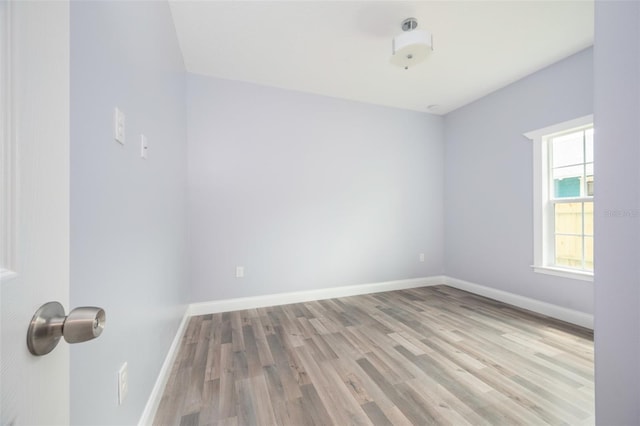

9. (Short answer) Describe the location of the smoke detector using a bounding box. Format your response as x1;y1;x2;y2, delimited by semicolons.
390;18;433;69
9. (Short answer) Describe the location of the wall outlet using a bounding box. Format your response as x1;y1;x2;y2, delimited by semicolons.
236;266;244;278
419;253;425;262
140;134;148;159
118;362;128;405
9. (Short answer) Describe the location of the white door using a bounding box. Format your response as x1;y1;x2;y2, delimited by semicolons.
1;1;71;424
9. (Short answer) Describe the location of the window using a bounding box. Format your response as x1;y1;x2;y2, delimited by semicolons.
525;115;594;282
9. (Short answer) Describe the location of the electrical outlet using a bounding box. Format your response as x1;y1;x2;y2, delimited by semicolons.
140;134;148;159
118;362;128;405
419;253;425;262
236;266;244;278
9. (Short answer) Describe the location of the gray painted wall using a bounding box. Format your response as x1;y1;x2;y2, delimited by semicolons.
187;74;444;302
443;48;594;314
593;1;640;423
70;2;188;424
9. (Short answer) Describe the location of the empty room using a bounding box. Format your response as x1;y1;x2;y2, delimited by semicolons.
1;0;639;425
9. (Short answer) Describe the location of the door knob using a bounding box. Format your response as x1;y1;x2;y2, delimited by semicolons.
27;301;106;356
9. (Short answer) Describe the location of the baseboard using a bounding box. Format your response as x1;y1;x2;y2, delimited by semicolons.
186;275;593;329
138;308;191;426
188;275;446;316
444;276;594;329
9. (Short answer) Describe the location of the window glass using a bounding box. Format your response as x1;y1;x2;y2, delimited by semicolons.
551;129;594;199
585;236;594;270
555;235;583;269
555;202;583;235
584;201;594;236
552;131;583;167
553;165;582;198
585;128;594;163
585;163;594;196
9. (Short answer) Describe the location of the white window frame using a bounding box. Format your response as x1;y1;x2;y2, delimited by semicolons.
524;115;594;282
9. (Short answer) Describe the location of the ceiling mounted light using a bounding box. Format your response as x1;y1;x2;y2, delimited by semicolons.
390;18;433;70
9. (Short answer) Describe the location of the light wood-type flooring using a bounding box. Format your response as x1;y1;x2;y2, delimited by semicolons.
154;285;594;425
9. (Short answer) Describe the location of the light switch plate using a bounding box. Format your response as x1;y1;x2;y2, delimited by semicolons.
118;362;128;405
114;107;125;144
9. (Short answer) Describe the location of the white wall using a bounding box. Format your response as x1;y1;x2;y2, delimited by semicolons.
70;2;188;424
187;74;444;302
443;48;594;315
593;1;640;423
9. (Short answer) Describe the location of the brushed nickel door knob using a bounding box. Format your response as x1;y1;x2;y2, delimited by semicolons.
27;302;106;356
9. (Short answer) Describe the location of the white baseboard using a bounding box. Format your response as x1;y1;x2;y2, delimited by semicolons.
444;276;594;329
187;275;593;329
138;308;191;426
188;276;446;316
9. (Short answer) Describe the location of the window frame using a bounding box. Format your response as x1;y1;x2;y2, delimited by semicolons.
524;115;594;282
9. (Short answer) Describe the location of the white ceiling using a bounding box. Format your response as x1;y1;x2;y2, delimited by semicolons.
169;1;594;115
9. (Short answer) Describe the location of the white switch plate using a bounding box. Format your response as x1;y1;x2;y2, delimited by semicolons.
118;362;128;405
236;266;244;278
140;134;148;159
114;107;125;144
419;253;425;262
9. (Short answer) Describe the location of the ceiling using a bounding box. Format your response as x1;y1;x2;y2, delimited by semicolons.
169;1;594;115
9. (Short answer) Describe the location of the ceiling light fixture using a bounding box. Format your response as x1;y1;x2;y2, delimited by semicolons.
390;18;433;70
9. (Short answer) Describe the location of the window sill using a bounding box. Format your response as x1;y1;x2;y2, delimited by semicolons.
532;265;593;282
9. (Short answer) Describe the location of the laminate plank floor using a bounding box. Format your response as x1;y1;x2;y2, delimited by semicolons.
154;285;594;425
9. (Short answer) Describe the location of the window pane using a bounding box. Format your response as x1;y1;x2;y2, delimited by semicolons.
585;128;594;163
584;202;593;236
553;165;582;198
555;235;583;269
552;131;583;167
555;202;583;235
585;236;594;271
